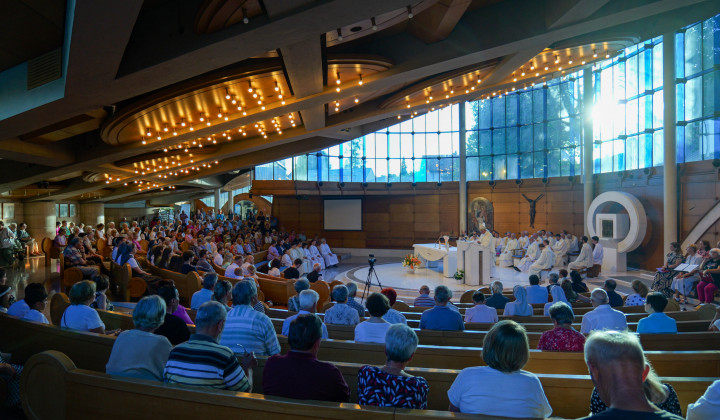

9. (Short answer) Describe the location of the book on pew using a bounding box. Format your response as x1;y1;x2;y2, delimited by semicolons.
674;263;699;272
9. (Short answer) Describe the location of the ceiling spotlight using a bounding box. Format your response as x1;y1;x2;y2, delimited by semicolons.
336;28;343;41
146;128;152;136
180;118;186;127
247;81;253;93
225;88;230;100
242;7;249;24
354;96;359;103
358;74;363;85
163;124;168;132
141;137;146;145
199;114;204;122
231;96;237;105
274;81;279;92
336;71;341;85
407;5;413;18
371;17;377;30
593;49;598;58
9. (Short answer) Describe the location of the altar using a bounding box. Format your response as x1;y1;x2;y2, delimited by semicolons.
413;243;458;278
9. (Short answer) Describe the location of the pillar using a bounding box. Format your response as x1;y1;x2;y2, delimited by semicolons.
214;188;221;213
24;201;56;245
459;102;467;235
79;202;105;228
582;69;594;237
663;32;678;249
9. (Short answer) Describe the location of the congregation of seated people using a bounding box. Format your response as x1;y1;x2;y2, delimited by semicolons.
3;213;720;419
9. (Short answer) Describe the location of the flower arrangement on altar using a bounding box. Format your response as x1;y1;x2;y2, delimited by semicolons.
402;254;422;269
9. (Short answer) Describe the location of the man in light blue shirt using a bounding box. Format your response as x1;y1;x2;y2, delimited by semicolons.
419;285;464;331
526;275;549;304
636;292;677;334
190;273;217;309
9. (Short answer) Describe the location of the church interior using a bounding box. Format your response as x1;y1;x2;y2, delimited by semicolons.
1;0;720;419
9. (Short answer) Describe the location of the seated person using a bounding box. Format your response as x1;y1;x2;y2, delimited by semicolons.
625;279;649;307
354;292;392;343
281;289;328;339
288;278;309;312
419;285;464;331
464;291;498;324
306;263;323;283
191;273;218;310
224;255;243;279
345;281;366;317
21;285;48;324
537;302;585;352
263;314;349;402
63;238;100;277
90;274;113;311
164;301;256;391
546;272;561;293
106;295;173;381
503;285;533;317
61;281;120;335
267;258;282;277
687;380;720;420
571;270;589;293
526;274;549;304
580;289;628;334
0;353;22;412
636;292;677;334
195;249;213;272
413;285;435;307
543;285;571;317
380;288;407;325
448;320;552;417
358;324;429;408
0;284;14;313
485;281;510;310
589;364;682;417
153;284;191;345
213;280;233;312
282;258;302;279
578;330;684;420
604;279;623;307
7;282;44;318
219;280;281;356
180;251;198;274
324;285;360;326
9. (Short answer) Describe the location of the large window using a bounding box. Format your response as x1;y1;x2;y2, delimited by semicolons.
256;105;461;183
465;73;582;181
256;15;719;183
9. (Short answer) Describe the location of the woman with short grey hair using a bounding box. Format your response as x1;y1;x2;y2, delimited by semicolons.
448;320;552;417
288;278;310;312
61;280;120;335
106;295;173;381
357;324;429;408
213;279;233;312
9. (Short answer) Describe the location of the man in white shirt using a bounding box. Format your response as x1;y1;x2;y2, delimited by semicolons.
191;273;218;310
224;255;243;279
580;289;627;334
687;380;720;420
464;291;498;323
241;255;254;276
591;236;604;265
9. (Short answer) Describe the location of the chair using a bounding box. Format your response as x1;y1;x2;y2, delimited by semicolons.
587;264;602;278
139;239;149;253
41;237;61;267
328;280;343;290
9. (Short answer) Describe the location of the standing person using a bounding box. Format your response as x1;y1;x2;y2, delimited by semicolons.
448;321;552;417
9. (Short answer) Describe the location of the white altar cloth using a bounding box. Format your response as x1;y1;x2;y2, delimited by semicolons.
413;243;458;278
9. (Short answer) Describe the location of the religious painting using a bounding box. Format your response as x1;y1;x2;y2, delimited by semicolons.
468;197;493;234
1;203;13;220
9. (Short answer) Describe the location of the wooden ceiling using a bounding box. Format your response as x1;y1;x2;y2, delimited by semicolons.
0;0;717;204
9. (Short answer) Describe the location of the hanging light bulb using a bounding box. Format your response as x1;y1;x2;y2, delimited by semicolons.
225;88;231;100
407;5;413;18
163;124;168;132
354;96;359;103
247;81;253;93
336;28;343;41
274;81;279;92
146;128;152;136
141;136;146;145
242;7;249;24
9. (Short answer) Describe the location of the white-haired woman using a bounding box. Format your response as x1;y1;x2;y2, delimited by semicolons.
106;295;173;381
357;324;429;409
61;280;120;335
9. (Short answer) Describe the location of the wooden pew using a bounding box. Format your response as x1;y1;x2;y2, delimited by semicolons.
14;308;720;380
109;261;147;301
142;262;202;306
20;350;715;420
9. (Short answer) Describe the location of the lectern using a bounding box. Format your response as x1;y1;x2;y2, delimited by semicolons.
457;241;492;286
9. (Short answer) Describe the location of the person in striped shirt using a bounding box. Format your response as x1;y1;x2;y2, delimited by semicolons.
163;301;256;391
413;285;435;307
219;280;281;356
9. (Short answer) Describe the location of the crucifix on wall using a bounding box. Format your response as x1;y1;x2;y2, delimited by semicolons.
522;193;544;228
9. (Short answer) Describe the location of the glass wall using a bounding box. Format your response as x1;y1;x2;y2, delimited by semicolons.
253;15;719;183
256;105;461;183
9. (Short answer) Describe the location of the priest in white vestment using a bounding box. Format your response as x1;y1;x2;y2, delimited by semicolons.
494;232;503;255
591;236;604;265
552;234;568;267
518;235;541;272
568;236;593;270
498;234;518;267
568;234;579;253
309;240;326;269
517;232;529;249
301;244;314;273
290;243;306;275
528;242;555;277
319;238;339;267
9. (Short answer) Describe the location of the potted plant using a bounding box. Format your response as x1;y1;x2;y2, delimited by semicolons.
402;254;422;273
453;269;465;282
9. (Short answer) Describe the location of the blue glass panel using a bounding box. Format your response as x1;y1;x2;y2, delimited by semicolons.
506;94;518;126
519;125;533;152
534;151;545;178
639;133;653;168
506;154;519;180
506;127;518;154
547;150;560;177
479;130;492;156
478;157;492;180
493;155;506;180
519;92;532;125
653;130;664;166
466;157;479;181
492;96;505;127
492;128;506;155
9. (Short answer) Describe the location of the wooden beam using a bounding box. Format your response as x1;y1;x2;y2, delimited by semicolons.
407;0;472;43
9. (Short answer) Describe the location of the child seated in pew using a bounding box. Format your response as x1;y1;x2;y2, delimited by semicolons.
21;284;48;324
636;292;678;334
90;274;113;311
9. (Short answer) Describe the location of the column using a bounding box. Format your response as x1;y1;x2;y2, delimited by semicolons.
24;201;56;245
663;32;678;249
582;69;594;237
214;188;221;213
459;102;467;235
79;202;105;228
